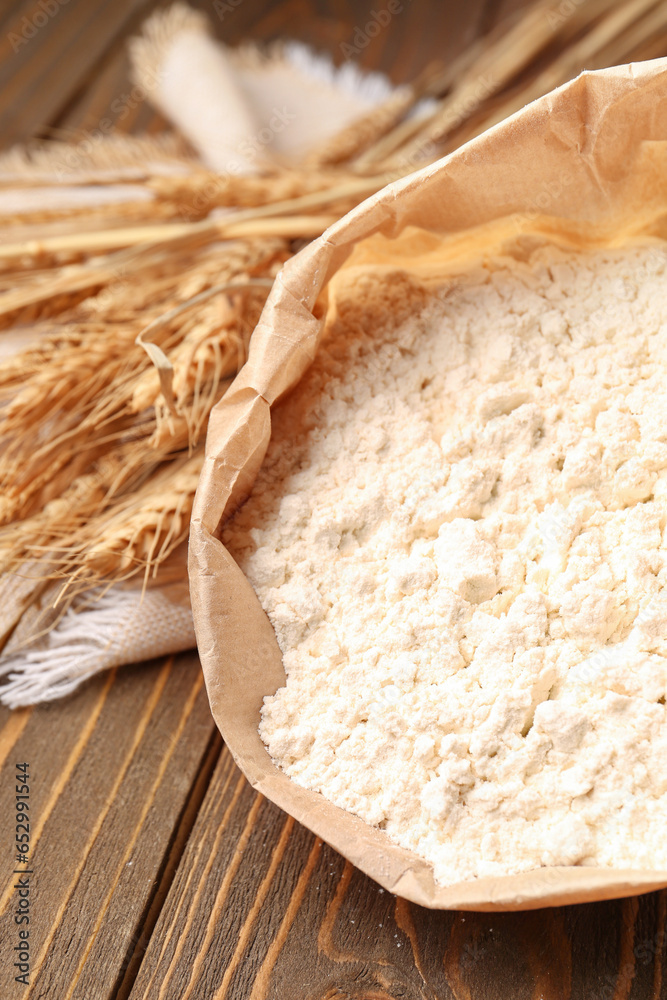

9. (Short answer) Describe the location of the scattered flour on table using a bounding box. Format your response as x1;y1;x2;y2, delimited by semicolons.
223;240;667;885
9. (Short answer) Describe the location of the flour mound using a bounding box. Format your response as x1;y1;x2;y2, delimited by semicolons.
224;241;667;886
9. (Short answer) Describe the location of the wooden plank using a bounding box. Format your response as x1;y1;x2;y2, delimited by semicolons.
374;0;489;84
0;0;158;147
488;0;535;23
126;747;667;1000
56;44;145;136
0;652;219;1000
56;14;169;137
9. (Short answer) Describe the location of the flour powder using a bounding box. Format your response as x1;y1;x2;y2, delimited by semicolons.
223;239;667;885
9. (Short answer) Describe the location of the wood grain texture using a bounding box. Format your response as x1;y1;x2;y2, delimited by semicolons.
0;0;159;146
0;653;219;1000
126;745;667;1000
2;2;667;998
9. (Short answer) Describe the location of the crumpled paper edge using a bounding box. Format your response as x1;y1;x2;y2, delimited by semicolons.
190;57;667;910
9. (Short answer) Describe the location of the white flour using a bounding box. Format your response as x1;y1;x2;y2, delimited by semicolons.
224;240;667;885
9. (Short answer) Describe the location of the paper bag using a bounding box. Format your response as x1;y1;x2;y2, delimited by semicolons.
190;59;667;910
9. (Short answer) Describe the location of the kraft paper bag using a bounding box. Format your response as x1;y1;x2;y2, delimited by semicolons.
190;58;667;910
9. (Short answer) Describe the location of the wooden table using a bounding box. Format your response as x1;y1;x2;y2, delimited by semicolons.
0;1;666;997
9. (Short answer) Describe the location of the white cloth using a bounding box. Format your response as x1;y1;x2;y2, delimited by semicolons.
0;579;194;708
129;4;397;171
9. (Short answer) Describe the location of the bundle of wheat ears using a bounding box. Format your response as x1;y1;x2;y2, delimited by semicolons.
0;0;665;706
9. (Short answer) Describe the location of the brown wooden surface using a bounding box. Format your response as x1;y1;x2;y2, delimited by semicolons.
0;654;220;999
1;1;667;998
